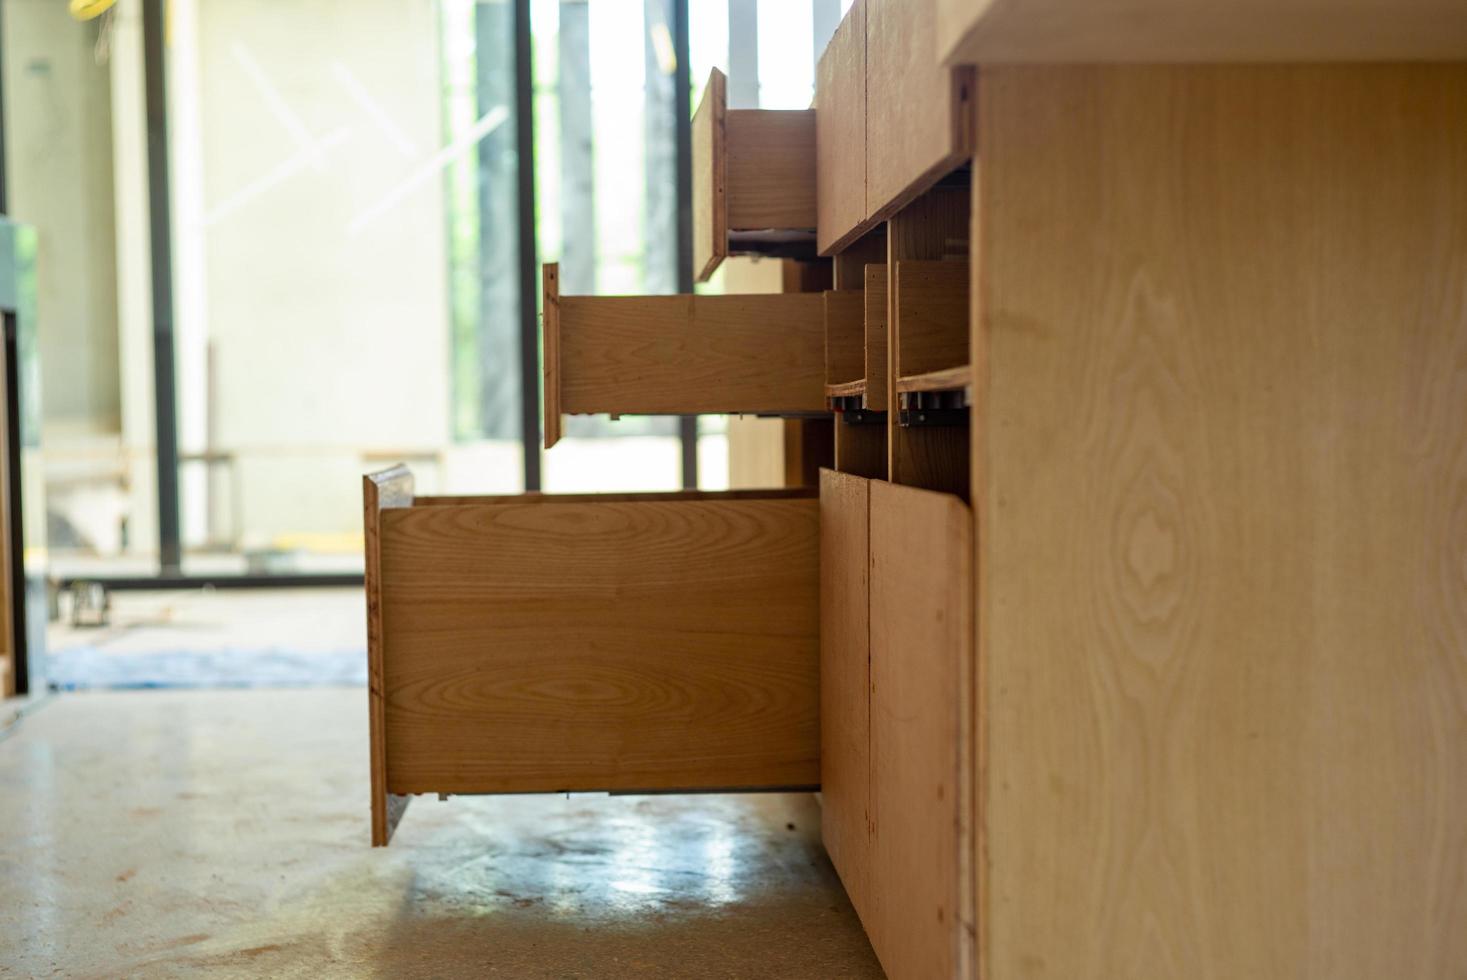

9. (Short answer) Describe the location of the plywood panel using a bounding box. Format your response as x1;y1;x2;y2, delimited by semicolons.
894;260;968;380
863;264;888;412
820;469;873;923
870;480;974;980
547;266;826;431
887;189;971;495
692;68;727;282
825;290;866;389
726;110;816;231
816;0;869;254
363;465;415;846
380;493;820;794
976;65;1467;979
937;0;1467;64
866;0;974;221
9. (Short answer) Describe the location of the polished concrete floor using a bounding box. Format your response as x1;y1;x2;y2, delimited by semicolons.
0;690;881;979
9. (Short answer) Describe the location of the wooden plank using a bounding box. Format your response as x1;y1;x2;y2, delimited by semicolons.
557;292;826;417
820;469;873;926
363;464;415;846
692;68;728;282
895;260;969;380
864;264;888;412
937;0;1467;64
887;189;971;495
825;379;867;400
726;109;817;231
975;65;1467;979
417;488;816;507
825;290;866;387
816;0;870;255
896;364;970;395
865;0;974;222
542;263;562;448
869;480;974;980
379;493;821;794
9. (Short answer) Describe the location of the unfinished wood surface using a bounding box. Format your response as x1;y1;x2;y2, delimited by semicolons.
542;264;562;448
825;380;866;400
864;264;888;412
820;469;873;927
545;265;826;436
976;65;1467;979
816;0;870;254
895;260;969;380
937;0;1467;64
363;465;415;846
888;188;971;491
825;290;866;388
895;364;971;395
380;493;820;795
726;109;817;231
834;421;887;481
865;0;974;222
870;480;974;980
692;68;728;282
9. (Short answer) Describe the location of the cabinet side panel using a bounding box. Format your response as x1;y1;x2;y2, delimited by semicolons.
978;65;1467;979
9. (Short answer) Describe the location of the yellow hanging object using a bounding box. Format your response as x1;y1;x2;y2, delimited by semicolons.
69;0;118;21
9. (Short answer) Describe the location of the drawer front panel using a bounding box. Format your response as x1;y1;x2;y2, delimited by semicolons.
869;480;974;979
820;470;874;923
378;493;820;796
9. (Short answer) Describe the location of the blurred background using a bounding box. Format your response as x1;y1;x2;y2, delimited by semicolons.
1;0;850;687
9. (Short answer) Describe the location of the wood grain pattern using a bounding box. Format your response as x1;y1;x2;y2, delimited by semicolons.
863;264;888;412
975;65;1467;979
726;109;817;231
870;480;975;980
937;0;1467;64
895;364;970;395
820;469;873;926
555;290;826;417
816;0;870;255
380;493;821;794
826;290;866;388
364;465;414;846
542;263;562;448
692;68;728;282
895;260;969;379
865;0;974;222
888;189;971;496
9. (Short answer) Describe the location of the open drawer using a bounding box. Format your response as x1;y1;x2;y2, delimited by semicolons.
693;68;817;281
542;263;827;447
364;466;821;845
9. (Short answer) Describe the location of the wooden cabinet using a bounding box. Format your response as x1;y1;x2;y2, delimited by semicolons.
815;0;974;253
819;470;974;980
815;0;868;254
542;264;826;447
935;0;1467;63
864;0;974;220
365;467;820;846
693;69;817;282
